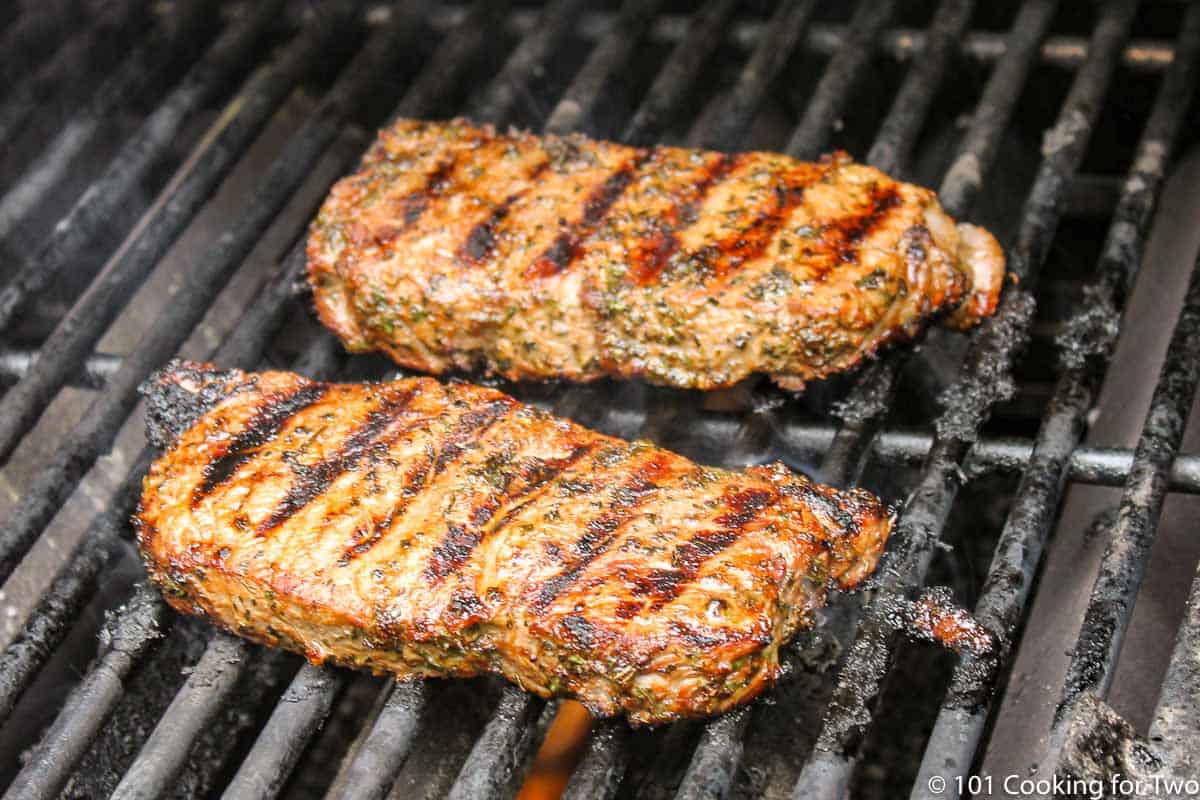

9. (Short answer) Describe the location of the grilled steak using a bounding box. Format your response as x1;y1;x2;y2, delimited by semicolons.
136;361;892;723
307;118;1004;391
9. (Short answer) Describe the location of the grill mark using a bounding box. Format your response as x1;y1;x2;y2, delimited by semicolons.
615;600;640;619
826;183;902;264
670;620;731;649
337;457;433;566
458;196;515;263
457;161;551;265
333;399;518;565
561;614;610;648
192;384;328;506
424;522;480;583
341;398;514;567
527;152;650;279
478;443;599;541
424;442;596;583
393;156;458;232
698;166;823;283
531;453;674;613
637;488;776;608
631;153;739;285
340;508;399;566
328;397;511;570
431;399;517;478
255;387;418;536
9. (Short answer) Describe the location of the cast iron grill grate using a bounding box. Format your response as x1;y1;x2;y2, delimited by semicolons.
0;2;1197;798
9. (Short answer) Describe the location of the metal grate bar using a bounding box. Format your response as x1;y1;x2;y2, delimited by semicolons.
785;0;897;160
544;0;668;136
866;0;975;175
686;0;817;150
0;0;215;251
2;584;168;800
622;0;737;147
557;1;839;791
561;721;630;800
83;7;505;797
109;634;252;800
0;0;79;87
441;1;698;788
780;424;1200;493
0;8;354;465
808;22;1171;73
1059;254;1200;711
941;0;1060;215
0;0;147;157
0;0;287;334
207;6;547;794
448;687;548;800
0;447;151;724
461;9;1179;73
792;1;1138;796
0;3;430;588
0;348;121;390
807;0;1057;490
1149;521;1200;769
675;707;751;800
221;664;349;800
323;680;429;800
465;0;587;126
675;0;978;793
913;8;1200;795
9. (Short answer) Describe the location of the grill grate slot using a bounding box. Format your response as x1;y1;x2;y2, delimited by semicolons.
1;2;1199;799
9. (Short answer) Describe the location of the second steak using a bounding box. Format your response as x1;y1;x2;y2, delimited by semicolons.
307;118;1004;390
137;361;892;723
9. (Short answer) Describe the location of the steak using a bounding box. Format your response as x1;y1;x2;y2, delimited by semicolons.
136;361;893;723
307;118;1004;391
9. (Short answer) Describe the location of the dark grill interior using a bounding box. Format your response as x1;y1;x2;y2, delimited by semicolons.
0;1;1199;798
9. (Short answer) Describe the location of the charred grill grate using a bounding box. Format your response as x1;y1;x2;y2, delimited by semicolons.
0;1;1198;798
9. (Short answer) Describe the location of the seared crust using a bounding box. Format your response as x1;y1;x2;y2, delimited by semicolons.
307;118;1004;390
137;362;892;724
